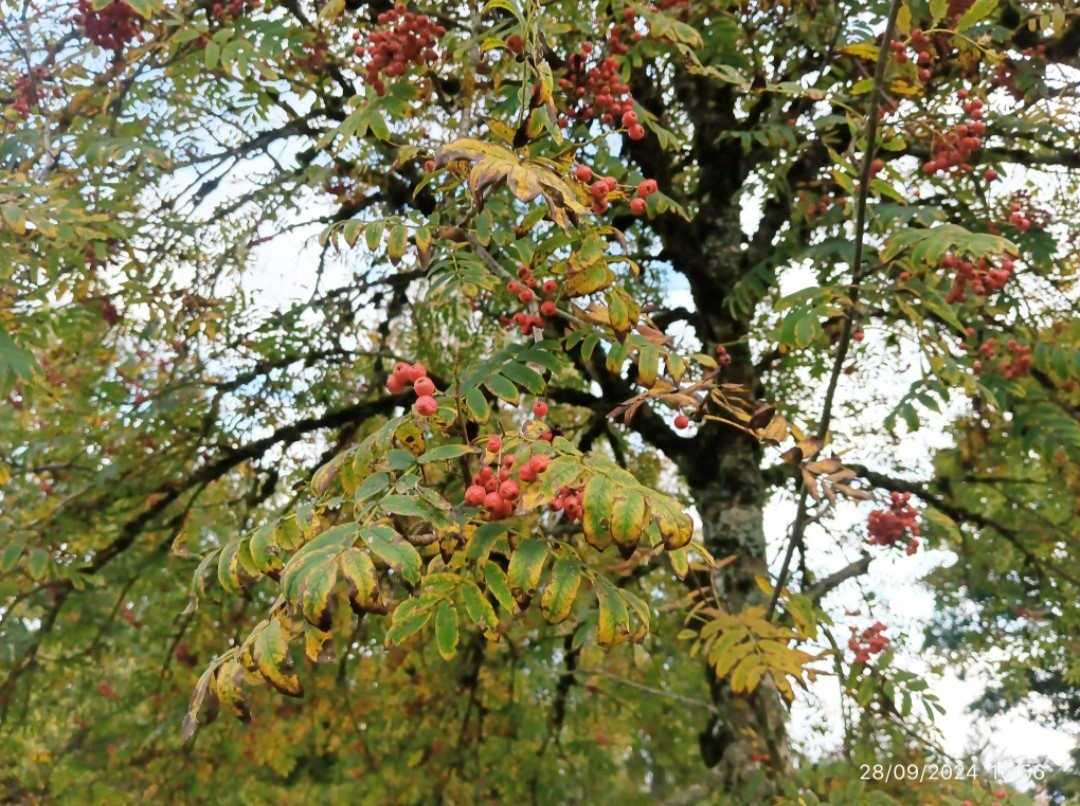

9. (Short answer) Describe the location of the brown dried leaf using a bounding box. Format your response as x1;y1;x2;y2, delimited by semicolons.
747;403;775;431
781;447;803;465
635;323;675;346
801;469;821;501
804;458;842;475
834;484;873;501
762;414;788;444
797;437;824;461
507;164;543;203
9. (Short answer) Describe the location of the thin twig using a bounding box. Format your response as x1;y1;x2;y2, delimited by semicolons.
767;0;904;621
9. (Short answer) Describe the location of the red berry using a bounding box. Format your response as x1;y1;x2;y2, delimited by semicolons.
506;34;524;54
532;400;548;418
542;279;558;294
984;168;998;180
674;414;689;429
499;480;520;500
630;197;646;215
483;491;503;512
465;485;487;506
590;180;609;199
393;361;412;382
575;164;593;182
530;455;551;473
540;300;557;316
408;363;427;381
424;159;436;172
603;176;618;192
518;289;535;304
637;179;658;197
627;123;645;140
621;110;638;127
853;329;865;342
387;375;407;394
518;464;537;482
487;436;502;452
414;395;438;416
507;280;522;294
414;377;436;396
899;271;911;281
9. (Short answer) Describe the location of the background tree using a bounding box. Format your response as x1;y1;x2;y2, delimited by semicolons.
1;0;1079;803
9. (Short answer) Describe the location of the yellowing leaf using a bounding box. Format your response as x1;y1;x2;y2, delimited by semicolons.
361;524;422;584
594;575;630;647
609;489;646;558
506;538;549;602
564;261;615;298
540;557;582;624
520;455;586;509
460;580;499;638
249;619;303;697
434;601;460;660
581;475;615;551
214;658;250;721
651;497;693;550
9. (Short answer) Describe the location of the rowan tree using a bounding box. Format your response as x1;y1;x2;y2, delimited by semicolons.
2;0;1079;803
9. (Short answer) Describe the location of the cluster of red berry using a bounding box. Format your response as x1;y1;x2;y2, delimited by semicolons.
297;31;330;73
890;29;937;83
968;337;1032;378
464;436;552;521
988;191;1046;234
941;252;1014;304
73;0;143;53
715;345;732;367
496;266;561;336
548;485;585;522
920;94;986;177
799;191;847;219
557;42;634;129
211;0;258;20
353;4;444;97
576;165;658;216
605;8;644;57
848;621;889;665
387;361;438;416
867;491;920;555
7;67;48;119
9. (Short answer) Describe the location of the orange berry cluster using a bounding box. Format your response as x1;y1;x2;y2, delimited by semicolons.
921;95;986;177
498;266;561;336
575;165;658;216
867;492;920;555
465;438;552;521
7;67;48;119
969;337;1032;379
987;190;1046;235
73;0;143;53
557;43;634;129
548;485;584;522
354;4;444;97
890;28;942;83
387;361;438;416
211;0;258;20
941;252;1014;304
848;621;889;665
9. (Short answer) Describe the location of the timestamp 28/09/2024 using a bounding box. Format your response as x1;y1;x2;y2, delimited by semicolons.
860;761;1050;784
